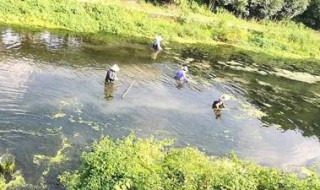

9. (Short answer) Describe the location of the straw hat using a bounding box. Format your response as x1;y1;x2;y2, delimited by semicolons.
155;35;163;41
110;64;120;72
182;66;188;72
220;94;231;101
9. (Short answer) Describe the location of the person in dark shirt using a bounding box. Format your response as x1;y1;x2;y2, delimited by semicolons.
212;99;225;109
105;64;120;83
212;95;230;119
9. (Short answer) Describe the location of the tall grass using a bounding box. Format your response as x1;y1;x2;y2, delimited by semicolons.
0;0;319;64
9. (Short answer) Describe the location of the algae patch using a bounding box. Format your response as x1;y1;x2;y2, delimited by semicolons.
33;136;71;165
237;101;267;119
51;98;102;131
51;112;66;119
0;171;26;189
271;68;320;84
219;61;320;84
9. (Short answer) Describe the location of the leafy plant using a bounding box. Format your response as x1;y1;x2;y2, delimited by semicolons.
60;133;320;190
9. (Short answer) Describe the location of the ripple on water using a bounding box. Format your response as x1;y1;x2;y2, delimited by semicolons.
0;59;34;116
1;28;320;188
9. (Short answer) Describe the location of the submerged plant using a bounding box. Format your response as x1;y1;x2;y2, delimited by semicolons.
0;153;15;174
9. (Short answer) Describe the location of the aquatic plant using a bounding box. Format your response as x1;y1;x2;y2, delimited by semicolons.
0;153;15;174
60;133;320;189
0;171;26;189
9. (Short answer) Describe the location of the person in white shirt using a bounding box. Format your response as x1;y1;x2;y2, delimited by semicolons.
152;35;163;51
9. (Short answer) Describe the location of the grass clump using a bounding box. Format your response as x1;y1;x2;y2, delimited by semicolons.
60;133;320;190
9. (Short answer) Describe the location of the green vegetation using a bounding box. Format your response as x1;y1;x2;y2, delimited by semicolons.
0;0;319;71
0;154;15;174
298;0;320;29
60;133;320;189
151;0;320;29
0;171;26;190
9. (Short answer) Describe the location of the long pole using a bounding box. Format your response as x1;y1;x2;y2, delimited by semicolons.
122;80;136;99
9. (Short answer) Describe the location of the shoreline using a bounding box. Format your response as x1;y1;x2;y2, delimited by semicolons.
2;23;319;76
0;0;319;76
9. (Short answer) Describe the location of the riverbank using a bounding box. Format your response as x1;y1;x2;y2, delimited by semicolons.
0;0;319;74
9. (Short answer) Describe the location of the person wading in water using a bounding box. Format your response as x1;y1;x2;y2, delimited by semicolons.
174;66;188;88
105;64;120;83
104;64;120;101
212;94;230;119
151;35;163;59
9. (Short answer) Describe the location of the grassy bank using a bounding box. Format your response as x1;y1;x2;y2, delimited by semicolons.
0;0;319;72
59;134;320;189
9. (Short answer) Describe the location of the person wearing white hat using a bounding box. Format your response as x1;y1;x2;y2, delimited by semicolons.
212;94;230;109
152;35;163;51
212;94;231;119
105;64;120;83
174;66;188;84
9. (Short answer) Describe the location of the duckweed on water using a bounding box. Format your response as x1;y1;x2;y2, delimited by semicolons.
271;68;320;84
218;60;320;84
52;98;102;131
33;136;71;165
51;112;67;119
0;171;26;189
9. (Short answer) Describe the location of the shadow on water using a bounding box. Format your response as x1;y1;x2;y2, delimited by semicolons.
1;26;320;188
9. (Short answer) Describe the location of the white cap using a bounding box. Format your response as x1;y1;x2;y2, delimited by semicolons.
220;94;231;101
155;35;163;41
110;64;120;72
182;66;188;72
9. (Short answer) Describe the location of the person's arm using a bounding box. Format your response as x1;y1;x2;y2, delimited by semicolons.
218;102;226;109
114;73;118;80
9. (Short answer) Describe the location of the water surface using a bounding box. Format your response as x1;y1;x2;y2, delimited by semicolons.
0;27;319;188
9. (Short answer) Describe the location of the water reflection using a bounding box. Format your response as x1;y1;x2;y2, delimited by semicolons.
213;109;222;119
151;49;161;60
104;83;115;101
1;29;22;49
175;79;185;89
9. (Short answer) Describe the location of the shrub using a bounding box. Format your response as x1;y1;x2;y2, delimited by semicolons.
60;133;320;190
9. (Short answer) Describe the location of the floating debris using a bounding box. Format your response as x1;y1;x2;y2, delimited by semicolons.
51;112;66;119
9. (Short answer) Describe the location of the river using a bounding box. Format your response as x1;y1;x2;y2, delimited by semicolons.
0;26;319;188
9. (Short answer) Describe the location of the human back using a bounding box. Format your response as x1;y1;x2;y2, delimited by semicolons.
105;64;120;83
